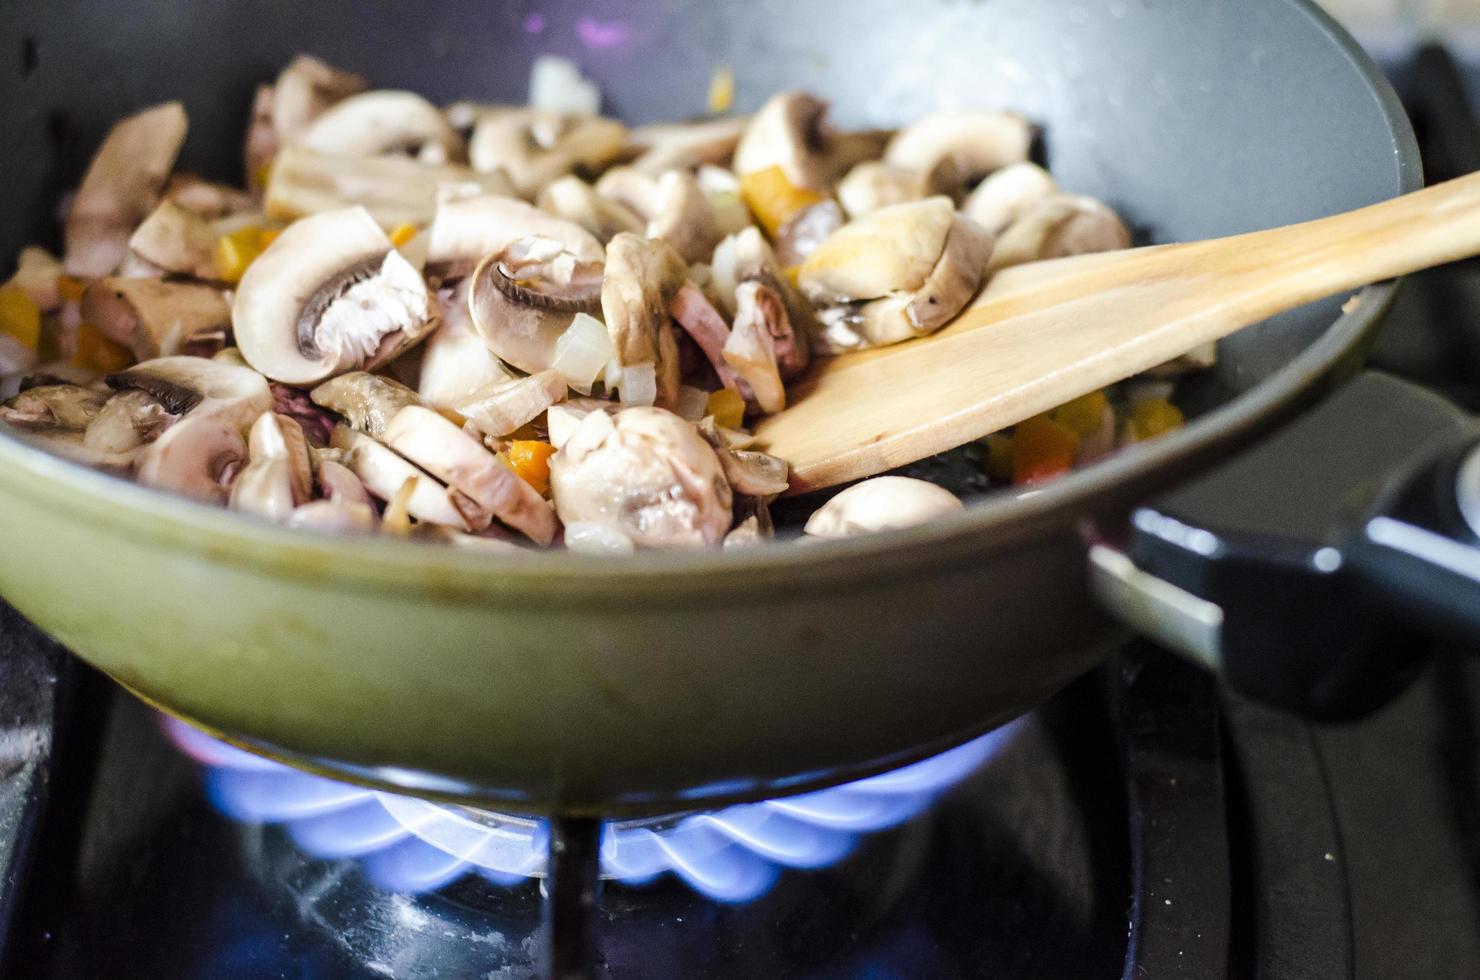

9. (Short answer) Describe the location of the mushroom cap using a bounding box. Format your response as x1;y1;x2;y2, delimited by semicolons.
648;170;723;265
724;281;788;414
804;476;962;538
64;102;189;278
962;161;1057;235
836;162;931;220
549;407;733;549
298;90;464;161
627;117;749;174
905;214;995;334
798;196;955;302
271;55;367;142
600;233;688;409
136;414;247;504
987;193;1131;272
425;193;603;280
234;207;435;385
733;92;832;190
127;199;219;280
469;109;627;197
883;109;1033;196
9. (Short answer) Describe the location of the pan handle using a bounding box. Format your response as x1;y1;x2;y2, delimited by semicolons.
1091;370;1480;720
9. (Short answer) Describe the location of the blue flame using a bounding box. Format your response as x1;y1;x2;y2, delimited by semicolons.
165;718;1020;902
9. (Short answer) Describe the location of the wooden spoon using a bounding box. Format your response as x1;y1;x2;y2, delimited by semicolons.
756;171;1480;493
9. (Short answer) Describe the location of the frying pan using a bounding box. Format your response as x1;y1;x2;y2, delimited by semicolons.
0;0;1438;816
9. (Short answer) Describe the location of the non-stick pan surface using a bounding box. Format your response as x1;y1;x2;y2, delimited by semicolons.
0;0;1417;814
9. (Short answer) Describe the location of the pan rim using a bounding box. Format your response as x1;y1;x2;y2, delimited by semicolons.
0;0;1420;600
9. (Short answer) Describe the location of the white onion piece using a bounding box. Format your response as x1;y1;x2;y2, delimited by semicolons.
529;56;601;115
563;520;636;555
618;363;656;407
709;234;740;317
550;312;613;394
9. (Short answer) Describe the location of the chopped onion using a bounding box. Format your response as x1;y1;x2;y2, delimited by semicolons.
618;362;657;407
563;521;635;555
709;233;740;316
529;56;601;116
550;312;613;394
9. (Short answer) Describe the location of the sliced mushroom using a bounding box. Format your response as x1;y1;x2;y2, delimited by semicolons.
265;145;513;228
298;90;465;163
962;162;1057;235
592;167;660;220
537;175;644;244
774;199;845;268
287;498;376;533
64;102;189;278
136;414;247;504
310;371;421;438
724;281;788;414
648;170;724;265
7;247;63;313
601;233;688;409
418;281;516;408
317;457;373;505
425;193;603;281
732;93;887;191
469;109;627;198
710;227;818;354
987;194;1131;272
466;236;604;373
125;200;220;280
548;407;733;549
331;425;475;530
798;196;956;303
562;521;636;555
457;369;568;438
698;419;790;495
836;162;933;219
627;117;748;174
883;110;1032;200
234;207;436;385
246;56;367;192
229;457;297;519
82;389;173;456
1;384;109;430
247;411;314;503
82;279;231;361
164;173;258;220
723;514;765;549
108;356;273;433
803;476;962;538
382;406;556;545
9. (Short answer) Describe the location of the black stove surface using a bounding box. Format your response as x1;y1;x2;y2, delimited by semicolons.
7;42;1480;980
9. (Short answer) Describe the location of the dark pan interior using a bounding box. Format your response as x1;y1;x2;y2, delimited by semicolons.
0;0;1408;419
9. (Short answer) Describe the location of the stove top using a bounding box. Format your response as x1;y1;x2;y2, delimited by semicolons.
6;42;1480;980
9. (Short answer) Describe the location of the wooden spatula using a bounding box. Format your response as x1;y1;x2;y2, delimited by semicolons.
756;170;1480;493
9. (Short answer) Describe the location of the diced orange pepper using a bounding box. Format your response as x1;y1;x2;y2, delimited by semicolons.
0;284;41;351
506;440;557;495
215;225;264;284
256;227;282;251
739;165;825;237
707;66;735;114
1052;389;1108;437
706;387;746;429
1012;414;1079;485
982;433;1014;482
1129;398;1184;442
72;323;133;373
55;275;87;304
388;223;419;248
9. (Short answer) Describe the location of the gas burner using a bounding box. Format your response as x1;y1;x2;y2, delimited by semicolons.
163;716;1020;902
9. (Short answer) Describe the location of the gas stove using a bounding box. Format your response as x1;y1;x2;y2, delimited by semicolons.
6;44;1480;980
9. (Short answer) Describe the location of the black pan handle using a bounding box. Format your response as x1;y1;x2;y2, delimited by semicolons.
1091;371;1480;720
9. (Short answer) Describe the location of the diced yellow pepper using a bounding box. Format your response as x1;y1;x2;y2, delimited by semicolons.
1012;414;1079;486
214;225;264;284
708;66;735;114
436;407;469;429
388;223;418;248
72;323;133;373
506;440;558;496
256;227;282;251
56;275;87;304
251;162;274;191
0;284;41;352
707;387;746;429
739;165;824;237
1052;389;1108;438
782;265;802;288
381;476;417;536
983;433;1014;481
1128;398;1184;442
